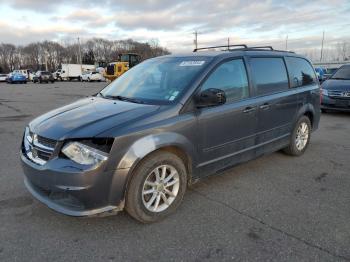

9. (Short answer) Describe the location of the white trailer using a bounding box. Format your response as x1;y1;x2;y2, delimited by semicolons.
55;64;95;81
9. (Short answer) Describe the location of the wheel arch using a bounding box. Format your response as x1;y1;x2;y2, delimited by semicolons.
295;103;316;129
110;133;197;207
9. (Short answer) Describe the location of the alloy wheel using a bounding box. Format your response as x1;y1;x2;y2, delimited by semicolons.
295;122;309;151
142;164;180;213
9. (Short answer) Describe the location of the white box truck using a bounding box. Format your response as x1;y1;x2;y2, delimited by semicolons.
54;64;95;81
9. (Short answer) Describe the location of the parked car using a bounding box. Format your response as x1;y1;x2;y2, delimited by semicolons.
321;64;350;112
315;67;326;82
12;69;31;80
323;67;338;80
21;45;320;223
81;71;103;82
0;74;8;82
33;71;55;83
7;72;27;84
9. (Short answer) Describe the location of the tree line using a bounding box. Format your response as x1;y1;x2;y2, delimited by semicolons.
0;38;171;73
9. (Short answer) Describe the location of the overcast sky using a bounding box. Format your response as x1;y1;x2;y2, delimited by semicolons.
0;0;349;53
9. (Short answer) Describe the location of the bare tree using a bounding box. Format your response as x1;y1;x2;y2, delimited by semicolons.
336;41;349;61
0;38;170;73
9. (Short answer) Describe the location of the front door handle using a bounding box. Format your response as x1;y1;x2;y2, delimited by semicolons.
243;106;256;113
259;103;270;110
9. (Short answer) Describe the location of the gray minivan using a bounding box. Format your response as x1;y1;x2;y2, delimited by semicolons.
21;45;320;223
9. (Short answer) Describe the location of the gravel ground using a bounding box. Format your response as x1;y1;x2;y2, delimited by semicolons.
0;81;349;262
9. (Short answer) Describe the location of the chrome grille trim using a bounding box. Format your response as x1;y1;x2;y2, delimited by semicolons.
328;90;350;99
24;128;57;165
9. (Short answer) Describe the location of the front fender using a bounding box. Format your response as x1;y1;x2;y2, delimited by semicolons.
117;132;197;170
107;132;197;207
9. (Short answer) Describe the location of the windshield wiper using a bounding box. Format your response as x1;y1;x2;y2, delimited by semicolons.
331;77;349;80
104;95;145;104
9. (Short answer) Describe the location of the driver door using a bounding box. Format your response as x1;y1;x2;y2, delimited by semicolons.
196;58;258;176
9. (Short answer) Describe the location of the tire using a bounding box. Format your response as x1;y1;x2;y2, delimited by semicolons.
125;151;187;223
321;108;327;113
283;116;312;156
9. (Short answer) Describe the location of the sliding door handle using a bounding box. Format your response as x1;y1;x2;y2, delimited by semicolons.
243;106;256;113
259;103;270;110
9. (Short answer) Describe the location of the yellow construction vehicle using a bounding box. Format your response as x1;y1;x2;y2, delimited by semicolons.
104;53;141;81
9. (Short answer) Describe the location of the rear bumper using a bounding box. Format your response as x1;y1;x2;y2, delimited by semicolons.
20;151;125;217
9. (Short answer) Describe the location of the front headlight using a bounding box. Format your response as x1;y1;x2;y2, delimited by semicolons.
321;89;328;96
62;142;108;165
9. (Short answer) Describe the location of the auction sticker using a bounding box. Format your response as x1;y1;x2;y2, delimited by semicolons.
179;61;205;66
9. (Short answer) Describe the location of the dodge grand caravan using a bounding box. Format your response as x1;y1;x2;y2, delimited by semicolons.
21;45;320;223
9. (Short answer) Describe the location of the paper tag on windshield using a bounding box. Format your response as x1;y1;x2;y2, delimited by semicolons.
179;61;205;66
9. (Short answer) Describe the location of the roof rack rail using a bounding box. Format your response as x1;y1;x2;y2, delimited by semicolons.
193;44;295;54
249;46;274;50
193;44;248;52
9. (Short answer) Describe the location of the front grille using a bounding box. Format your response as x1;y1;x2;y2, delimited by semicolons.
37;135;57;149
36;150;51;161
24;131;57;165
328;90;350;99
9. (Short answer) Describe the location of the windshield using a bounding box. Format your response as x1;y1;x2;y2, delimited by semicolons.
100;56;211;104
331;66;350;80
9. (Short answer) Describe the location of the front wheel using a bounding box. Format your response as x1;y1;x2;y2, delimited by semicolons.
283;116;311;156
125;151;187;223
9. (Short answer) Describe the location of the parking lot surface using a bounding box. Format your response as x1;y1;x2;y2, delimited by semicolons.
0;82;349;262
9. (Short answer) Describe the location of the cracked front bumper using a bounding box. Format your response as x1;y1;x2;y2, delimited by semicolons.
20;151;124;217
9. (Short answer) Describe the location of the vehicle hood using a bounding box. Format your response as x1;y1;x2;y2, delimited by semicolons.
321;79;350;91
29;97;160;140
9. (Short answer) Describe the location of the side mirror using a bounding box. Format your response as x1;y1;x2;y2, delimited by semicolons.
196;88;226;108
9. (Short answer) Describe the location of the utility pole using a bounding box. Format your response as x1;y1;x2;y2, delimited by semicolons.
320;30;325;62
285;35;288;50
227;37;230;49
193;31;199;50
77;37;82;72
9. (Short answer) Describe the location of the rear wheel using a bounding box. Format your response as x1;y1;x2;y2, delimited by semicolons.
126;151;187;223
283;116;311;156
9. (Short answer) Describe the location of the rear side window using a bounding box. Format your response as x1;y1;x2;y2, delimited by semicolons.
250;57;289;96
201;59;249;103
286;57;316;88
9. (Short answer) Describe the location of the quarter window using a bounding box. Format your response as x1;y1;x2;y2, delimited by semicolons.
201;59;249;103
250;58;289;96
285;57;316;88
